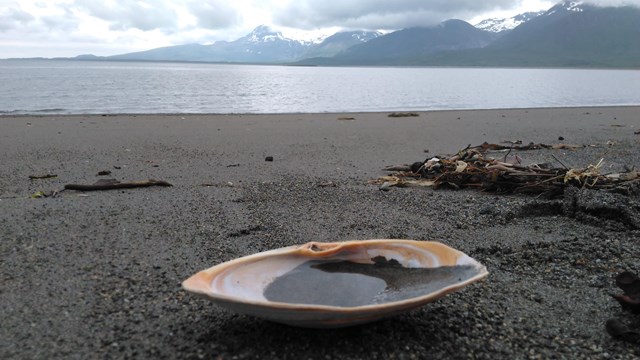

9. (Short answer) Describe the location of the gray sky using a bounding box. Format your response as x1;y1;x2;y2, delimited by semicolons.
0;0;637;58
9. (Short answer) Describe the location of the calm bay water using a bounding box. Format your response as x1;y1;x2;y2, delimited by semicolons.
1;59;639;115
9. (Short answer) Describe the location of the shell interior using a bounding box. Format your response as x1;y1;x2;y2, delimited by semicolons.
263;259;480;307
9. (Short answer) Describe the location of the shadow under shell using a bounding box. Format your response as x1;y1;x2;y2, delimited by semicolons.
263;258;481;307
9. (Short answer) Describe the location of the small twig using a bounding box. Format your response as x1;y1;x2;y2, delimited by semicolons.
598;148;611;162
550;154;569;170
502;147;512;163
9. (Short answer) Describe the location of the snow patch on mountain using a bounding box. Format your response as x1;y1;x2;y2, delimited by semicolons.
565;1;585;11
279;28;338;45
250;26;383;46
475;11;545;33
350;31;383;42
547;1;585;16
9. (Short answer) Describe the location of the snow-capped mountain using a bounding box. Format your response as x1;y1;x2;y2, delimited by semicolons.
230;25;309;60
474;11;545;33
329;19;495;64
106;25;382;63
245;25;289;43
480;0;640;67
236;26;382;60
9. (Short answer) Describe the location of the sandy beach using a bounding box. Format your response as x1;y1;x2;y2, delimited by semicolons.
2;107;640;359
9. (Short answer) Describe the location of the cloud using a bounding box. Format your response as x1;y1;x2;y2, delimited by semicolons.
0;1;81;38
184;1;242;29
586;0;640;6
272;0;518;30
0;5;35;32
70;0;242;33
72;0;179;31
0;0;246;58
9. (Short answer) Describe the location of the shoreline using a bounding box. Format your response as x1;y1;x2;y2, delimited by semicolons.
3;104;640;118
3;57;640;71
2;106;640;359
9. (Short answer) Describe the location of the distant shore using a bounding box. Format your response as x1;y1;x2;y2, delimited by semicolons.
2;106;640;359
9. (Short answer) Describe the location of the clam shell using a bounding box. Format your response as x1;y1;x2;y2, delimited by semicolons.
182;239;488;328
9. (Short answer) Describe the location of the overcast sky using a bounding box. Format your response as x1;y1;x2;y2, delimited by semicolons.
0;0;638;58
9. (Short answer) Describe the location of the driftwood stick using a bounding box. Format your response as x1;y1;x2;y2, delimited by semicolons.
65;179;173;191
29;174;58;180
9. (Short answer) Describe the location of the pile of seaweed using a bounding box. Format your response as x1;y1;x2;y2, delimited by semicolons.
371;142;639;197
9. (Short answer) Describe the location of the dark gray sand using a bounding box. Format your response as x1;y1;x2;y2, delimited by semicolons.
1;107;640;359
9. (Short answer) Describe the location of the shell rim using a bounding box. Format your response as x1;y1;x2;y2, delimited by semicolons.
182;239;489;313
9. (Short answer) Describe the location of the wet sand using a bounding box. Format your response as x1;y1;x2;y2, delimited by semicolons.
1;107;640;359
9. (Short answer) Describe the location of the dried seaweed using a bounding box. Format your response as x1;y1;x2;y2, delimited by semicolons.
371;142;639;195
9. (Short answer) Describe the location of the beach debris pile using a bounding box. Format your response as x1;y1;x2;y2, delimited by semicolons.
606;271;640;343
371;142;639;196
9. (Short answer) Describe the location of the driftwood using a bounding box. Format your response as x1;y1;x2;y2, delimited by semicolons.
29;174;57;180
388;112;419;118
64;179;172;191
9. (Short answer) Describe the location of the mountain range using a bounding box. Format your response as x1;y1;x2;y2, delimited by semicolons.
97;25;382;63
78;1;640;68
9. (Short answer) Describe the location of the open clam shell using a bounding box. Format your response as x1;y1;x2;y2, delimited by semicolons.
183;239;488;328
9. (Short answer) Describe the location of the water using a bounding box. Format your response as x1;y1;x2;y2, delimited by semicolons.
1;59;639;115
263;259;480;307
